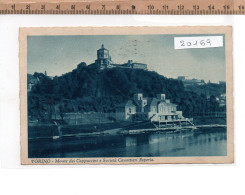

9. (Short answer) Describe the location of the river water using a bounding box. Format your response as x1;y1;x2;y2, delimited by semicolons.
28;127;227;158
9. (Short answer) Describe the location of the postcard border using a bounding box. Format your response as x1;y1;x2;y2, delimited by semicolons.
19;26;234;165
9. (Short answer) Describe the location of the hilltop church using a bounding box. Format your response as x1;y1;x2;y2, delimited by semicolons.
95;44;147;70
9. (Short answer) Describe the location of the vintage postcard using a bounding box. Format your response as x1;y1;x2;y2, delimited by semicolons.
20;26;233;165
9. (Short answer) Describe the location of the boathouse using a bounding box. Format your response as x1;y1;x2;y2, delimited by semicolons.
115;93;192;126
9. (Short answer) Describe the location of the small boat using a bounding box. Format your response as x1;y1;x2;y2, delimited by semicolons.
53;136;60;140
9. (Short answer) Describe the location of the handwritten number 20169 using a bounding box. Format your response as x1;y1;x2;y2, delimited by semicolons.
180;39;211;47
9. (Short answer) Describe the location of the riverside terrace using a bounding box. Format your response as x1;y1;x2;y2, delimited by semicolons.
115;93;193;127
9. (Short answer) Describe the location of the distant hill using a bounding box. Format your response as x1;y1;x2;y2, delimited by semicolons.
185;82;226;97
27;73;34;81
28;64;223;121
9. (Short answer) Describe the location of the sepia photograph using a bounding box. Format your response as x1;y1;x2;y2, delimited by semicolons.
19;26;233;164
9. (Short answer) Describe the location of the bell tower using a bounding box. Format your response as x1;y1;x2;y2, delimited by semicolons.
95;44;112;69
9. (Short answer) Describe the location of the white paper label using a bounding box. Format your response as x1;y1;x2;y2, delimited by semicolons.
174;36;223;49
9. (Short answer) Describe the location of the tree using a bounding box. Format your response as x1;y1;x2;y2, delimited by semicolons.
28;65;223;119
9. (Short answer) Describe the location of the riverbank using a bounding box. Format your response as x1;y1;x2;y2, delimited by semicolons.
28;121;134;139
28;117;226;140
193;116;226;125
126;124;226;135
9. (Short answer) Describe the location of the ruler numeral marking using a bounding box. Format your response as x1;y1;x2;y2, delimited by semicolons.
238;5;245;10
238;5;245;14
178;4;184;10
162;5;168;10
26;4;30;10
148;5;154;10
208;5;215;10
193;5;199;10
86;5;90;10
41;4;45;10
223;5;230;9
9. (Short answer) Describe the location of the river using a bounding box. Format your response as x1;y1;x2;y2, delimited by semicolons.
28;127;227;158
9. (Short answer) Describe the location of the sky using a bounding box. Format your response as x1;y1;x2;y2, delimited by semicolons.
27;34;226;83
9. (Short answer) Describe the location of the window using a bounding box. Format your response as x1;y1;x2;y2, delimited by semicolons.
129;108;132;113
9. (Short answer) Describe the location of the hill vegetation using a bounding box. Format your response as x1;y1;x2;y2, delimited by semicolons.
185;82;226;97
28;64;225;122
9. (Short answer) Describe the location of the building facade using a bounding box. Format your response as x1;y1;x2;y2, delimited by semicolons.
178;76;205;86
115;93;187;124
95;44;147;70
95;44;113;69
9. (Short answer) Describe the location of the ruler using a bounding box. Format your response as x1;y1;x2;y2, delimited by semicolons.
0;0;245;15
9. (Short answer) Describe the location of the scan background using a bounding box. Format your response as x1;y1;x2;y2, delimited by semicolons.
0;14;243;195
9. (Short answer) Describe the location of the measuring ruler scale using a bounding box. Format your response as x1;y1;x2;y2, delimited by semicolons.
0;0;244;14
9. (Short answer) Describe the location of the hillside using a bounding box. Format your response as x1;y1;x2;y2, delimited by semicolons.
28;64;223;122
185;83;226;97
